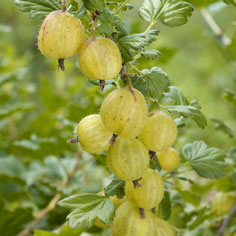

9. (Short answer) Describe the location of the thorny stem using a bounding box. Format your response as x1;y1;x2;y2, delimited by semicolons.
115;0;131;15
139;208;146;219
17;152;82;236
109;134;118;145
133;177;142;188
200;8;231;47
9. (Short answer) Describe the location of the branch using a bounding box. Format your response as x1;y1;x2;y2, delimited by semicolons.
216;202;236;236
200;8;231;48
17;152;82;236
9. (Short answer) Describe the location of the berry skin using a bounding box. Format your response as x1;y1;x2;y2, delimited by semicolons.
101;88;148;138
154;218;175;236
139;110;177;152
125;169;164;209
158;148;180;172
112;202;156;236
38;10;84;60
78;37;122;80
106;137;149;181
211;192;235;216
76;114;113;153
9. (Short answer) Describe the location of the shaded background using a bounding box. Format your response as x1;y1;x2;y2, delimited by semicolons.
0;0;236;235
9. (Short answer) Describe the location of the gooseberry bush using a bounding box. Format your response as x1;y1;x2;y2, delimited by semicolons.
2;0;234;235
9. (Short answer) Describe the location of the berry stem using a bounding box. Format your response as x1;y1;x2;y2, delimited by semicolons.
67;136;79;143
99;80;105;92
58;59;65;71
109;134;118;145
133;177;142;188
139;208;146;219
149;151;156;160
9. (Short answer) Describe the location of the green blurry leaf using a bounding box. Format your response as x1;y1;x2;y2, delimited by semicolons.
223;0;236;7
139;0;193;27
187;0;218;7
14;140;41;150
0;102;35;120
177;189;201;206
210;117;234;137
0;156;26;179
163;86;207;128
158;191;171;220
227;147;236;165
0;68;27;86
34;230;57;236
141;49;162;60
82;0;105;11
15;0;61;19
223;89;236;106
142;67;170;99
182;141;226;179
59;194;115;228
0;208;33;236
104;175;125;199
59;223;85;236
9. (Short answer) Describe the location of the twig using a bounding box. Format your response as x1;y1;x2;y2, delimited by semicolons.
17;152;82;236
115;0;131;14
200;8;231;47
216;202;236;236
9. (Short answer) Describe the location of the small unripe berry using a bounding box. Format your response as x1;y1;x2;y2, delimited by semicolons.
101;88;148;138
125;169;164;209
38;11;84;62
112;202;156;236
154;218;175;236
107;137;149;181
76;114;113;153
211;192;235;216
139;110;177;152
78;37;122;80
158;148;180;171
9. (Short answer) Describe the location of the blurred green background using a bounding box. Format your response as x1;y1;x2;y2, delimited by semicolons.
0;0;236;235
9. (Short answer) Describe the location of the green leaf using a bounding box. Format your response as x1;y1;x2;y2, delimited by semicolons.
98;9;121;26
139;0;193;27
82;0;105;11
34;230;58;236
104;175;125;199
177;189;201;206
142;67;170;99
223;89;236;106
15;0;61;19
182;141;226;179
59;194;115;228
59;224;85;236
0;68;26;86
163;86;207;128
0;102;35;120
158;191;171;220
141;49;162;60
97;24;113;35
187;0;218;7
223;0;236;7
227;147;236;165
210;117;234;138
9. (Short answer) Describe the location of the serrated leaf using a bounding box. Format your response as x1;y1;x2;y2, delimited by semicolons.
223;89;236;106
104;175;125;199
163;86;207;128
59;194;115;228
82;0;105;11
139;0;193;27
15;0;61;19
158;191;171;220
142;67;170;99
98;9;121;26
97;24;113;35
141;49;162;60
210;117;234;137
34;230;57;236
182;141;226;179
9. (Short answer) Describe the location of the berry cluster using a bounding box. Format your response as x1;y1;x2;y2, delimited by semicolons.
38;9;181;236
